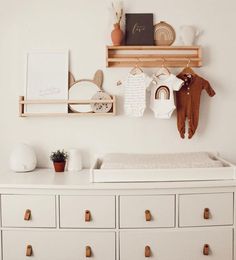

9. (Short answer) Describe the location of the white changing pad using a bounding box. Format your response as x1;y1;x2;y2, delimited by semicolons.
91;152;235;183
100;152;224;169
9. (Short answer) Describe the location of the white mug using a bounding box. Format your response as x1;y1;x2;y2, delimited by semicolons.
67;149;82;172
180;25;201;45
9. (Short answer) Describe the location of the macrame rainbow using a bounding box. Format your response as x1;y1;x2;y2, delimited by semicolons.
155;86;170;100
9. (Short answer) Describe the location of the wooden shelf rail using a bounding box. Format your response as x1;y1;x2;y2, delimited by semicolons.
19;96;116;117
106;45;202;68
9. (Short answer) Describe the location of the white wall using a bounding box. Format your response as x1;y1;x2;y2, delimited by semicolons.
0;0;235;168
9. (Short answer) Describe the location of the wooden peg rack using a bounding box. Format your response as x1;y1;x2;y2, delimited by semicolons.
19;96;116;117
106;45;202;68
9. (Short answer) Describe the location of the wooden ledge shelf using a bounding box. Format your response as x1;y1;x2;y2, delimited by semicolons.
106;45;202;68
19;96;116;117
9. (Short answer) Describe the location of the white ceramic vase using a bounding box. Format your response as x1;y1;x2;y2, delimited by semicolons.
9;143;37;172
180;25;200;45
67;149;82;172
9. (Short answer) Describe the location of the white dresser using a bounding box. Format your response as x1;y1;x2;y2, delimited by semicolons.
0;169;235;260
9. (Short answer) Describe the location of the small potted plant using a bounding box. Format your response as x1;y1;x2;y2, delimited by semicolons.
50;150;68;172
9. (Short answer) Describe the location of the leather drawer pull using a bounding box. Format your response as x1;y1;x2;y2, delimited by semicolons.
24;209;31;221
203;208;210;220
203;244;210;255
26;245;33;257
85;210;91;222
145;245;151;257
86;246;92;257
145;210;152;221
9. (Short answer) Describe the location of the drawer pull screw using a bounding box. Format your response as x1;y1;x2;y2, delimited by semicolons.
26;245;33;257
203;244;210;255
86;246;92;257
24;209;31;221
145;210;152;221
145;245;151;257
203;208;210;220
85;210;91;222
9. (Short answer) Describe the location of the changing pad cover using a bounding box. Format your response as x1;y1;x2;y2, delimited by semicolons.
100;152;224;169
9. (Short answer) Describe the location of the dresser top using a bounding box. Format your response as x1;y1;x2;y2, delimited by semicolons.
0;169;235;190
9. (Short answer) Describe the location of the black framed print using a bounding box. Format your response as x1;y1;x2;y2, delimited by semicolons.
125;13;154;45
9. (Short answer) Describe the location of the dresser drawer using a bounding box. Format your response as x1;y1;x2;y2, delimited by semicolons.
120;195;175;228
179;193;234;227
60;195;115;228
2;230;115;260
120;228;233;260
1;195;56;228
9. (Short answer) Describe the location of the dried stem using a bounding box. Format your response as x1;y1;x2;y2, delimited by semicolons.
111;1;123;25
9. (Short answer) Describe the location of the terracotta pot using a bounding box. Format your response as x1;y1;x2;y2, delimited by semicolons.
111;23;123;46
53;161;66;172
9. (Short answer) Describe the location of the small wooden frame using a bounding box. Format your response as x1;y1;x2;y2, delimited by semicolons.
106;45;202;68
19;96;116;117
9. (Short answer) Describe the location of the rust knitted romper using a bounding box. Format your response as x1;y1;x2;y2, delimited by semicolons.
176;72;215;139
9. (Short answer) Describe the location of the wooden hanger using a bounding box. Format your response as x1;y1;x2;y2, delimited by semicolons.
155;58;170;77
181;59;195;75
130;59;143;75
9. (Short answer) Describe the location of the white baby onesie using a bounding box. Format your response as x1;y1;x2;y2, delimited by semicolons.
124;72;152;117
149;74;184;119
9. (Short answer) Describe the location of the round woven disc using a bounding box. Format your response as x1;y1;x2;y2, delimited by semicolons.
91;91;112;113
154;21;176;46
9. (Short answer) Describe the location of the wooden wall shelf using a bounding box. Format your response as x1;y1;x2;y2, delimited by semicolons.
19;96;116;117
106;45;202;68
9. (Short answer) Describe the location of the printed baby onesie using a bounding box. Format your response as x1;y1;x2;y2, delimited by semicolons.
176;72;216;139
149;74;184;119
124;72;152;117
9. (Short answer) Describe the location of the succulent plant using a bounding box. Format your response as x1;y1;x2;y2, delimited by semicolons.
50;150;68;162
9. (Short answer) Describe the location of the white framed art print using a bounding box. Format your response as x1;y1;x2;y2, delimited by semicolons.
25;50;69;113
